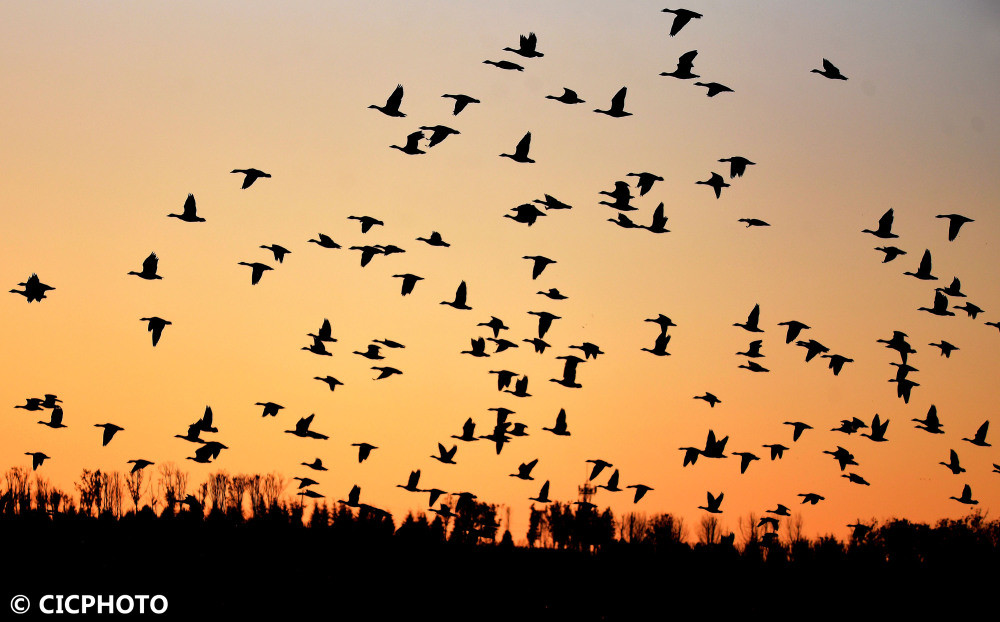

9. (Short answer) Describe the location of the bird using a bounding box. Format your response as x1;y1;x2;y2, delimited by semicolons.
661;8;702;36
168;194;205;222
373;338;404;349
811;58;847;80
340;485;362;508
831;418;867;435
530;481;552;503
798;493;825;505
237;261;273;285
488;369;517;391
293;477;319;489
441;281;471;310
913;405;944;434
950;484;978;505
644;203;670;233
478;317;509;339
594;87;631;117
843;473;870;486
929;340;959;357
699;491;724;513
139;316;171;347
954;302;984;319
542;408;570;436
737;340;765;358
696;172;730;198
533;194;573;210
390;131;425;155
392;273;423;296
419;125;460;148
302;458;328;472
189;441;227;464
231;168;271;189
936;277;966;298
641;331;671;357
861;414;889;442
719;156;756;178
256;402;284;417
15;398;45;411
903;249;937;280
416;231;450;247
679;446;701;467
763;444;788;460
128;252;162;280
308;319;336;344
523;255;556;279
528;311;560;339
174;422;205;444
877;330;916;361
940;449;966;475
660;50;699;79
693;82;733;97
194;405;218;434
767;504;791;517
734;304;763;332
94;423;124;446
25;452;50;470
627;484;653;503
442;93;480;115
452;418;479;442
352;442;378;462
11;273;56;302
260;244;290;263
500;132;534;163
506;203;546;226
738;218;769;228
126;459;154;474
461;337;489;358
487;337;517;353
503;31;543;57
758;517;780;531
918;291;955;316
646;314;677;332
431;443;457;464
369;84;406;117
777;320;810;344
505;375;531;398
397;470;422;492
597;470;622;492
284;414;328;439
962;421;990;447
823;446;857;471
568;342;603;360
936;214;974;241
821;354;854;376
354;344;384;360
372;366;402;380
586;459;613;481
545;88;585;104
349;245;384;268
551;355;584;388
784;421;812;442
796;339;830;362
483;59;524;71
627;172;664;196
523;337;551;354
510;459;539;480
347;215;384;234
307;233;341;249
702;430;729;458
732;452;760;474
863;209;898;239
874;246;907;263
694;392;721;407
600;180;634;204
37;406;67;429
608;213;639;229
315;376;343;392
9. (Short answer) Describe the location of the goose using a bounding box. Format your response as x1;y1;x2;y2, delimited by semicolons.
25;452;50;470
568;342;603;360
694;392;721;407
339;485;362;507
823;446;857;471
913;405;944;434
451;418;479;442
347;215;384;233
661;8;702;36
936;277;966;298
821;353;854;376
354;344;384;360
679;447;701;467
15;398;45;411
140;316;171;346
256;402;284;417
784;421;812;442
431;443;458;464
608;213;640;229
237;261;272;285
877;330;916;361
646;314;677;332
962;421;990;447
307;233;341;249
530;481;552;503
483;59;524;71
918;291;954;316
352;443;378;462
442;93;480;115
849;522;872;540
861;414;889;442
300;489;324;499
368;84;405;117
940;450;965;475
597;469;622;492
719;156;755;178
373;338;404;349
479;425;511;454
738;218;770;227
314;377;343;392
890;377;919;403
503;32;543;58
500;132;534;163
732;451;760;474
533;194;573;210
461;337;489;358
506;203;546;225
285;414;329;439
928;340;958;357
302;458;328;471
739;360;769;373
642;331;671;356
874;246;906;263
194;405;218;433
231;168;271;189
795;339;829;362
487;337;518;353
174;423;205;444
95;423;124;446
416;231;450;247
903;249;937;280
842;473;870;486
954;302;984;319
168;194;205;222
309;318;336;343
702;430;729;458
510;459;538;480
429;503;455;519
397;470;422;492
767;504;791;516
586;459;613;481
936;213;974;241
372;366;402;380
763;444;788;460
627;484;653;503
441;281;472;310
594;87;631;117
798;493;824;505
528;310;560;339
950;484;978;505
734;304;763;332
38;406;67;429
478;317;509;338
393;273;423;296
542;408;570;436
862;209;898;239
11;273;56;302
504;375;531;398
523;255;556;279
699;491;724;513
545;88;585;104
523;338;551;354
349;245;384;268
693;82;733;97
551;355;584;388
660;50;699;79
736;340;764;358
627;171;664;196
777;320;810;344
644;203;670;233
758;517;779;531
294;477;319;489
302;335;332;356
128;252;162;280
127;459;154;473
811;58;847;80
260;244;290;263
390;131;425;155
488;369;517;391
419;125;460;148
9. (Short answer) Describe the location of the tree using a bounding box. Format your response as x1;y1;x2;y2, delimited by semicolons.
125;469;146;513
620;512;649;544
698;514;721;545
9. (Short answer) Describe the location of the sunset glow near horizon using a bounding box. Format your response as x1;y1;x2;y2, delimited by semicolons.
3;1;999;541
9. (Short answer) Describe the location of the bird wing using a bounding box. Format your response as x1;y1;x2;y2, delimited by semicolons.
387;84;404;110
143;253;158;273
515;132;532;157
610;87;627;111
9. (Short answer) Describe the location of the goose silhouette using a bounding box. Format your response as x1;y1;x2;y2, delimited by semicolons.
542;408;570;436
95;423;124;446
256;402;284;417
702;430;729;458
936;277;966;298
38;406;67;429
627;172;663;196
821;353;853;375
913;405;944;434
823;446;857;471
861;414;889;442
661;8;702;36
431;443;457;464
390;131;425;155
903;249;937;280
302;458;328;471
307;233;341;249
950;484;978;505
586;459;613;481
452;418;479;442
530;481;552;503
533;194;573;210
500;132;534;163
928;340;958;357
798;493;825;505
237;261;272;285
505;375;531;398
660;50;699;79
545;88;584;104
461;337;489;358
26;452;50;470
510;459;538;480
11;273;56;302
862;208;898;239
347;215;384;233
369;84;405;117
372;366;402;380
419;125;460;147
719;156;756;178
694;392;721;407
285;414;329;439
168;194;204;222
843;473;870;486
340;485;362;507
763;444;788;460
260;244;290;263
352;442;378;462
594;87;631;117
528;311;560;339
442;93;480;115
506;203;546;226
940;449;965;475
523;255;556;279
784;421;812;441
874;246;906;262
315;376;343;391
483;59;524;71
416;231;450;247
627;484;653;503
732;451;760;474
140;316;171;346
597;469;622;492
503;32;543;58
962;421;990;447
696;172;730;198
397;470;422;492
936;213;974;241
478;317;509;339
551;355;584;388
699;491;724;513
693;82;733;97
441;281;471;310
128;252;162;280
811;58;847;80
302;335;332;356
644;203;670;233
919;291;954;316
393;273;423;296
126;459;154;473
231;168;270;189
642;331;671;356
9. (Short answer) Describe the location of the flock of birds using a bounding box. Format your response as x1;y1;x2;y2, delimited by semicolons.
8;7;997;537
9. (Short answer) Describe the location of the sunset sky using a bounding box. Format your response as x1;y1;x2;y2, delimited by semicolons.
3;1;999;541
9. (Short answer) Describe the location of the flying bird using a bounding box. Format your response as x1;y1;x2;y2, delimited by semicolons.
811;58;847;80
11;273;55;302
308;233;341;249
284;414;329;439
940;449;965;475
441;281;472;310
503;32;543;58
542;409;570;436
431;443;457;464
661;8;702;36
693;81;733;97
442;93;480;115
530;481;552;503
26;452;50;470
369;84;406;117
140;316;171;346
732;452;760;474
260;244;290;263
37;406;67;429
237;261;273;285
528;311;560;339
128;252;162;280
719;156;755;178
506;203;546;225
500;132;534;163
390;131;425;155
483;59;524;71
545;88;585;104
352;442;378;462
913;405;944;434
903;249;937;280
523;255;556;280
314;376;343;392
660;50;699;79
696;172;730;198
393;273;423;296
168;194;205;222
734;304;763;332
127;459;154;474
231;168;271;189
627;172;664;196
699;491;724;514
256;402;284;417
874;246;906;263
694;392;721;407
510;459;539;480
936;213;974;241
419;125;460;147
302;458;328;471
962;421;990;447
784;421;812;441
594;87;632;117
950;484;978;505
862;209;898;239
94;423;124;446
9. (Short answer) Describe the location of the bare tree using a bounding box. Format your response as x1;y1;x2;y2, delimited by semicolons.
33;475;51;513
787;511;805;544
260;472;286;510
5;467;31;514
620;512;649;544
157;462;188;512
227;474;251;519
75;469;104;517
125;469;146;513
698;514;721;545
103;471;123;517
208;471;230;513
739;511;761;547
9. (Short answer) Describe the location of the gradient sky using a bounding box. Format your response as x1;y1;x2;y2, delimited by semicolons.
3;1;999;541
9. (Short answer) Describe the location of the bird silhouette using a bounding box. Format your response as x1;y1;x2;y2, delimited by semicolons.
488;369;517;391
936;213;974;241
126;459;154;474
861;414;889;442
500;132;534;163
94;423;124;446
594;87;632;117
139;316;171;346
25;452;50;470
699;491;724;513
315;376;343;392
660;50;699;79
737;340;765;358
738;218;770;228
231;168;271;189
461;337;489;358
627;172;664;196
237;261;272;285
734;304;763;332
478;317;509;339
168;194;205;222
194;405;218;433
627;484;653;503
397;470;422;492
950;484;978;505
940;449;966;475
174;422;205;444
452;418;479;442
293;477;319;489
796;339;829;362
843;473;870;486
533;194;573;210
352;442;378;462
37;406;67;429
568;342;603;360
863;209;898;239
646;314;677;332
308;233;341;249
530;481;552;503
487;337;518;353
936;277;966;298
340;485;362;507
347;215;384;233
545;88;585;104
821;353;854;376
643;203;670;233
431;443;457;464
953;302;984;319
702;430;729;458
392;273;423;296
419;125;460;148
551;355;584;388
542;408;570;436
798;493;825;505
416;231;450;247
372;366;402;380
442;93;480;115
586;459;613;481
784;421;812;441
693;82;733;97
256;402;284;417
349;245;385;268
918;291;955;316
390;131;425;155
763;444;788;460
776;320;809;344
732;452;760;474
354;344;384;360
597;469;622;492
373;338;404;349
758;517;780;531
608;213;640;229
696;172;730;198
523;337;551;354
928;340;958;357
811;58;847;80
15;398;45;411
510;459;539;480
719;156;756;178
369;84;406;117
302;458;328;471
823;446;857;471
661;8;702;36
11;273;56;302
505;375;531;398
693;392;721;407
903;249;937;280
128;252;162;280
874;246;906;263
962;421;990;447
528;311;560;339
523;255;556;280
260;244;290;263
679;446;701;467
483;59;525;71
913;405;944;434
506;203;547;226
284;414;328;439
641;331;671;356
441;281;472;310
503;32;543;57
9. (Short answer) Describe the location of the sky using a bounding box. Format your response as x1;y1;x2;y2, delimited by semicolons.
2;1;1000;541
